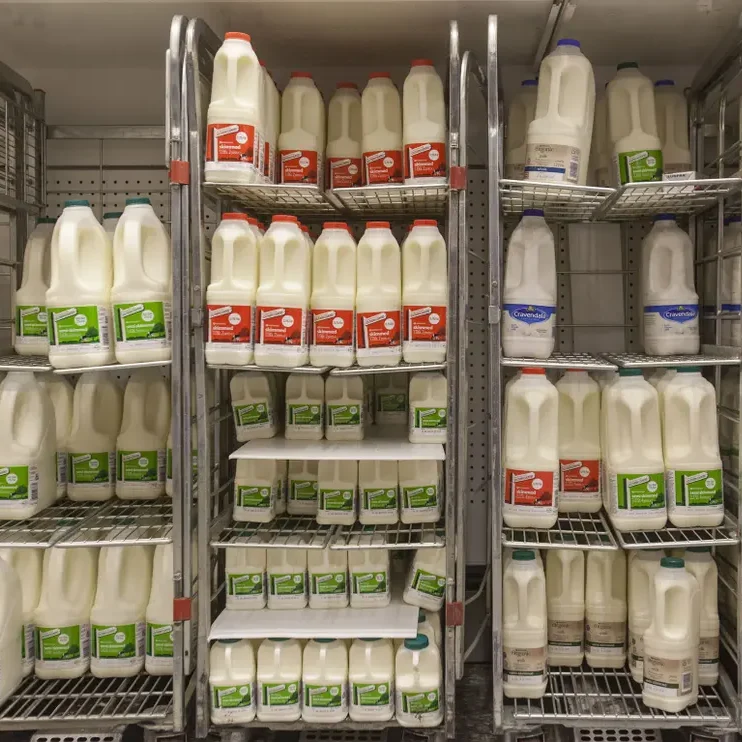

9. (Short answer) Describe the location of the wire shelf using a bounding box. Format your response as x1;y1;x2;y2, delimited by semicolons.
503;511;619;550
502;352;618;371
0;673;173;730
601;347;740;368
217;720;403;733
207;363;329;374
329;361;447;376
53;359;172;375
330;184;447;218
508;666;734;728
53;498;173;547
211;514;336;549
572;729;662;742
203;182;342;216
0;354;52;372
331;520;445;550
499;180;614;222
613;513;739;549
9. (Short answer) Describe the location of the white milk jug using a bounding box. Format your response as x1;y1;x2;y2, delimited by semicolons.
317;459;357;525
0;548;42;677
327;83;363;188
362;74;403;184
643;556;699;712
402;220;447;363
263;66;280;184
505;80;538;180
349;548;390;607
302;639;349;723
663;368;724;527
267;547;307;610
146;543;175;675
325;376;364;441
642;215;699;355
225;547;266;610
205;33;262;184
684;547;719;686
375;374;408;425
285;373;324;440
654;80;691;173
116;370;170;500
310;222;356;367
585;550;627;669
67;372;123;501
604;369;667;531
231;371;278;441
503;369;559;528
210;639;257;724
14;217;54;356
592;92;612;187
233;459;282;523
34;546;97;679
0;555;22;703
308;549;348;609
409;371;447;444
545;549;584;667
90;545;152;678
111;197;171;363
349;638;394;721
0;372;56;519
40;374;73;500
399;460;442;523
359;460;399;525
628;550;664;683
556;370;602;512
404;547;446;611
287;460;318;515
502;210;557;359
721;216;742;346
254;215;311;367
403;60;446;184
257;637;302;722
206;213;258;366
278;72;325;187
46;200;114;369
423;609;442;647
720;367;739;473
607;63;663;184
503;550;547;699
102;211;121;237
526;39;595;185
395;635;443;727
356;222;402;366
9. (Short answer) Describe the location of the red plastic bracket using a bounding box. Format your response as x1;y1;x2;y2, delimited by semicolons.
173;597;192;621
169;160;190;185
446;601;464;627
449;166;467;191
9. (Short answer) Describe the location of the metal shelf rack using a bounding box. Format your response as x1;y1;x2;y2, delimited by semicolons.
499;179;614;222
329;360;448;375
330;183;448;218
0;355;52;372
503;511;618;551
601;348;740;368
332;520;445;549
52;359;172;375
502;352;618;371
612;514;740;550
203;181;342;216
207;362;328;374
210;514;336;549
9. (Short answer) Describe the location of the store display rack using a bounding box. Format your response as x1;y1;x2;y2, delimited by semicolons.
613;514;740;550
207;360;447;375
502;512;618;551
502;352;618;371
0;355;173;375
601;348;741;368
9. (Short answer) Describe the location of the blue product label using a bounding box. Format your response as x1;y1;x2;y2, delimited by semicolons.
722;304;742;313
503;304;556;325
644;304;699;323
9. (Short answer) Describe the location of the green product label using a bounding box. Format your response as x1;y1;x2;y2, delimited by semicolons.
616;149;663;184
166;448;197;480
413;407;447;429
403;485;439;510
377;393;406;413
311;572;347;595
411;568;446;598
352;571;387;594
113;301;170;344
227;572;265;597
261;681;300;707
614;472;666;511
287;403;322;427
667;468;723;508
0;465;36;503
400;688;440;715
237;485;273;509
270;572;306;596
213;683;254;709
290;478;317;502
319;488;355;511
146;622;173;658
36;624;85;661
69;452;113;485
48;305;108;347
92;622;143;659
352;682;390;707
362;487;398;511
327;404;361;427
16;305;47;338
233;403;271;428
117;450;164;483
305;683;344;708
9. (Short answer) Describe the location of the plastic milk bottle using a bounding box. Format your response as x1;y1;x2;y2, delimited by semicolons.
505;80;538;180
302;639;349;723
349;638;394;721
375;374;408;425
230;372;278;441
585;550;627;669
545;549;585;667
40;374;73;500
145;543;177;675
308;549;348;609
267;547;307;610
395;635;443;727
317;459;357;525
654;80;691;173
287;460;318;515
210;639;257;724
0;555;22;703
285;374;325;440
327;83;363;189
408;371;447;444
362;73;403;185
233;459;282;523
359;459;399;525
628;550;664;682
684;547;720;686
257;637;303;722
349;546;390;608
404;548;446;612
325;375;364;441
399;460;442;523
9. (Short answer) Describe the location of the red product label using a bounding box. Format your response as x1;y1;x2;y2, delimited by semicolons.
504;469;557;507
256;306;307;346
404;141;446;179
207;304;253;344
279;149;320;184
403;305;447;343
559;459;601;493
206;123;257;165
263;141;271;178
311;308;354;346
356;310;401;349
328;157;363;188
363;150;403;184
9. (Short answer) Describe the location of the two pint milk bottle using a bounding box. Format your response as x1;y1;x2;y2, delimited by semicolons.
628;550;664;682
585;550;627;669
409;371;447;443
210;639;257;724
285;374;324;440
302;638;349;723
326;83;363;189
684;547;719;686
287;460;318;515
41;374;73;500
395;635;443;727
545;549;584;667
267;547;308;610
404;547;446;612
233;459;282;523
325;376;364;441
226;547;266;610
504;80;538;180
257;637;302;722
146;543;176;675
375;374;408;425
317;460;357;525
308;549;348;609
654;80;691;174
359;459;399;524
362;73;403;184
349;638;394;721
399;460;442;523
0;555;22;704
349;546;390;608
230;371;278;441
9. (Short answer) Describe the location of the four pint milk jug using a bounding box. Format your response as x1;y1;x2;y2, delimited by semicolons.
308;548;348;609
287;459;318;515
628;549;664;682
395;634;443;727
359;459;399;524
146;543;176;675
399;460;442;523
325;375;364;440
267;547;308;610
210;639;257;724
592;92;612;187
362;73;403;185
545;549;585;667
257;637;302;722
326;83;363;188
684;547;720;686
303;638;349;723
654;80;691;174
409;371;447;443
231;371;278;441
285;373;324;440
0;555;23;703
262;65;280;183
349;546;390;608
41;374;73;500
349;637;394;721
585;550;627;669
505;80;538;180
233;459;283;523
317;459;357;525
404;547;446;612
226;547;267;610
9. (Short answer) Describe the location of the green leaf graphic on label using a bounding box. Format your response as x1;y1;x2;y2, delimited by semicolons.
146;622;173;658
319;488;355;511
305;683;343;708
327;404;361;427
113;301;169;343
48;305;107;346
352;682;390;707
401;688;440;714
290;479;317;502
227;572;264;596
0;465;33;501
412;568;446;597
233;403;271;428
213;683;253;709
352;571;387;594
403;485;439;510
362;487;398;510
92;622;142;659
237;485;273;509
377;393;406;413
311;572;347;595
69;452;113;485
36;624;83;661
16;305;47;338
288;403;322;426
270;573;306;596
615;472;665;510
616;149;663;184
413;407;447;429
117;450;162;483
261;681;299;707
668;468;723;507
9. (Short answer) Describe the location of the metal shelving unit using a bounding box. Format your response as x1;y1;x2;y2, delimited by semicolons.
52;359;172;375
330;183;447;217
503;512;618;551
207;362;328;374
502;352;618;371
332;520;445;549
210;514;336;549
499;179;613;222
0;355;52;372
203;182;342;216
329;360;448;375
601;349;741;368
613;515;739;550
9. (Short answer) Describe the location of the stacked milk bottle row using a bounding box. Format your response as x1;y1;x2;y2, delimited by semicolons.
209;634;443;727
15;199;172;369
206;215;448;368
0;544;176;692
234;459;442;525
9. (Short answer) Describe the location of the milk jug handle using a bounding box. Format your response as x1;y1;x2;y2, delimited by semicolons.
123;219;156;290
629;89;643;135
77;380;100;431
24;238;46;287
0;378;42;442
58;219;80;277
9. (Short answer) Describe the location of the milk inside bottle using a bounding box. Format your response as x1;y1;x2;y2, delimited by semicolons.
267;547;307;610
585;550;627;669
395;635;444;727
684;548;719;686
302;639;349;723
359;460;399;525
231;372;278;441
308;549;348;609
146;543;175;675
349;547;390;607
654;80;691;173
628;550;664;682
325;375;364;441
257;637;302;722
375;374;408;425
409;371;447;443
400;460;442;523
210;639;257;724
233;459;282;523
546;549;584;667
349;638;394;721
362;73;403;184
404;547;446;611
40;374;73;500
14;217;54;356
287;460;318;515
505;80;538;180
34;546;97;679
0;555;22;703
225;547;266;610
317;459;357;525
327;83;363;188
46;200;114;368
285;374;324;440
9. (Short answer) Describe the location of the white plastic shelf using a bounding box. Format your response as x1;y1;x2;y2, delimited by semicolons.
502;352;618;371
203;182;342;216
499;179;614;222
0;354;52;372
330;184;447;217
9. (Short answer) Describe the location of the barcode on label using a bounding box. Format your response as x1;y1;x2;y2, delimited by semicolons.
682;671;692;692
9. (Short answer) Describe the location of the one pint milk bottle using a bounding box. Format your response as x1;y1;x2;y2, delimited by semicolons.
34;546;98;679
205;33;262;184
267;547;307;610
556;370;602;512
356;222;402;366
90;545;153;678
67;372;123;501
545;549;584;667
308;549;348;609
628;550;664;682
604;369;667;531
231;371;278;441
663;368;724;527
402;220;447;363
526;40;595;185
643;557;700;712
585;550;627;669
233;459;282;523
206;213;258;366
40;374;73;500
409;371;447;443
362;73;403;185
642;215;699;355
684;547;719;686
349;547;390;608
226;547;266;610
310;222;357;367
278;72;325;187
210;639;257;724
326;83;363;189
116;370;170;500
285;374;324;440
395;635;443;727
399;460;442;523
0;555;22;704
503;369;559;528
257;637;302;722
146;543;176;675
504;80;538;180
46;200;114;369
287;460;318;515
402;60;446;184
654;80;691;174
302;639;349;723
254;215;311;367
502;210;557;359
349;638;394;721
317;460;357;525
0;372;57;519
14;217;54;356
359;460;399;524
607;63;663;184
502;550;547;699
404;547;446;611
325;376;364;440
